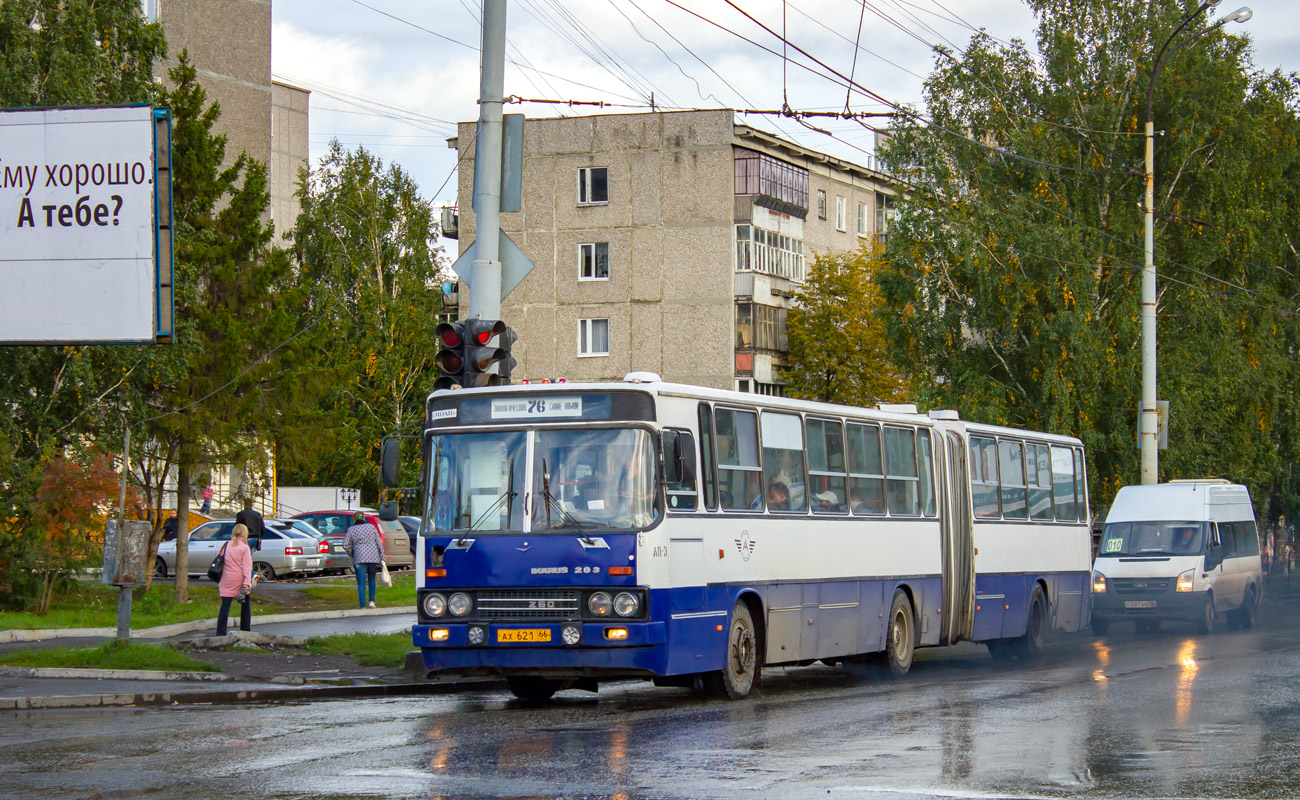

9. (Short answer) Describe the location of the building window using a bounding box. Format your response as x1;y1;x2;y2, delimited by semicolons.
735;224;805;282
817;190;827;220
579;242;609;280
578;318;609;356
578;167;608;205
734;149;809;214
734;301;787;353
735;379;785;396
876;191;893;243
857;202;868;236
835;196;847;232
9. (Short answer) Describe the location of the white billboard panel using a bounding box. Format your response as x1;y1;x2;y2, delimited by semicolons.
0;105;169;343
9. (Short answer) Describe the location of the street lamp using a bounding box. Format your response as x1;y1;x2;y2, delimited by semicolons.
1140;2;1252;485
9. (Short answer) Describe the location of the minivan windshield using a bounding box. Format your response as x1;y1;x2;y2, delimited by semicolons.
1099;521;1208;557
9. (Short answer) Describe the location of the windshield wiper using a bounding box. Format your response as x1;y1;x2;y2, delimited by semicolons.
538;459;597;531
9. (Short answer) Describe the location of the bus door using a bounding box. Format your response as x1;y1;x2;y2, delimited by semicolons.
941;431;975;643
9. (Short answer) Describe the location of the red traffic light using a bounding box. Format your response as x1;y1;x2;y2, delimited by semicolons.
436;322;463;348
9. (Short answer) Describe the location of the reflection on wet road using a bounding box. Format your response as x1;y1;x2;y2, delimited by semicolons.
3;597;1300;800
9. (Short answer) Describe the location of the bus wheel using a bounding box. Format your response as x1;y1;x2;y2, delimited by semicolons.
1196;593;1215;635
1014;586;1048;660
705;602;759;700
507;676;563;703
885;590;915;677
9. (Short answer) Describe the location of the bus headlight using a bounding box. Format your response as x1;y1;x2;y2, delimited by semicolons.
448;592;473;616
423;593;447;617
1176;570;1195;592
614;592;640;617
588;591;612;616
1091;572;1106;594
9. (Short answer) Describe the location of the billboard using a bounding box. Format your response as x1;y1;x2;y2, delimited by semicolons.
0;105;173;344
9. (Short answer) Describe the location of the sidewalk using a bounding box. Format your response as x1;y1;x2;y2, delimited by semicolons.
0;606;490;710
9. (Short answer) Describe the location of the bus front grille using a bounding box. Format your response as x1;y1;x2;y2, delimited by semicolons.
476;589;580;620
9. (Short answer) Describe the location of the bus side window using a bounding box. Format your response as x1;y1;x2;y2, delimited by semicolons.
697;403;718;510
716;407;762;511
998;439;1027;519
847;423;885;515
806;418;847;514
761;411;806;513
1050;445;1076;521
884;426;920;516
1073;448;1086;520
916;429;936;517
662;429;697;511
969;436;1000;518
1028;444;1053;521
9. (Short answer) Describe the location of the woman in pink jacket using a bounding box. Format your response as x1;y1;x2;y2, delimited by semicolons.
216;523;255;636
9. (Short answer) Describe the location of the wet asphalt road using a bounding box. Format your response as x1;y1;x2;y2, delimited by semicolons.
3;597;1299;800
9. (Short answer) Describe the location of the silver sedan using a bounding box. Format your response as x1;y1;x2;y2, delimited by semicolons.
153;519;331;582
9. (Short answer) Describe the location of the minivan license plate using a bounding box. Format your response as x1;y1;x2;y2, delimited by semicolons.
498;629;551;643
1125;600;1157;609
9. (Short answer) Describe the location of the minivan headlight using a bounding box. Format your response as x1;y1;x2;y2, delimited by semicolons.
423;593;447;617
1176;569;1195;592
1091;571;1106;594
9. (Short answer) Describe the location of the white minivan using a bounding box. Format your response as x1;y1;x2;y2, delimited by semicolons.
1091;480;1263;635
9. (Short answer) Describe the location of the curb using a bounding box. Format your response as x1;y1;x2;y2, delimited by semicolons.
0;605;417;644
0;679;506;711
0;666;229;681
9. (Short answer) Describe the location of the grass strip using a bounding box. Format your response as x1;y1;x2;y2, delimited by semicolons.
299;572;415;608
303;631;412;668
0;580;298;632
0;640;219;672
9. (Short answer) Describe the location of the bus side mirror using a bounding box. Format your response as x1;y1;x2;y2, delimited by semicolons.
381;439;399;487
378;500;399;522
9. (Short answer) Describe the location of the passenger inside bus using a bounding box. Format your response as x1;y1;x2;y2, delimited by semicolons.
766;482;790;511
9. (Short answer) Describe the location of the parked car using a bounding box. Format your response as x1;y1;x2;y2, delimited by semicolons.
290;508;413;569
398;515;421;548
154;518;331;582
276;518;354;575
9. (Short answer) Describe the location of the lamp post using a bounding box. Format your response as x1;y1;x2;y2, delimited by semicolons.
1140;2;1252;485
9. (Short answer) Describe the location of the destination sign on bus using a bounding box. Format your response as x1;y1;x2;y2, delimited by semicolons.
491;397;583;420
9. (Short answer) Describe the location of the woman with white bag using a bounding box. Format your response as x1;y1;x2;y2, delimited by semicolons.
343;511;386;608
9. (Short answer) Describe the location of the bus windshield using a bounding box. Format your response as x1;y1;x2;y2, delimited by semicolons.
426;427;657;534
532;428;657;532
428;430;527;533
1098;521;1208;557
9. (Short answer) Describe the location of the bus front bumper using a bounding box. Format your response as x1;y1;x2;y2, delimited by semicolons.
413;621;667;678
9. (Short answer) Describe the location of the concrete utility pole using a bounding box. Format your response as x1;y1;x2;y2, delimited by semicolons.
469;0;507;323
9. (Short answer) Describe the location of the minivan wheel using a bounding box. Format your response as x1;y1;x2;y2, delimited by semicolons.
1240;586;1257;630
1196;593;1215;635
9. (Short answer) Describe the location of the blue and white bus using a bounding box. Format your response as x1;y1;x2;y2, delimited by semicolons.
383;376;1092;701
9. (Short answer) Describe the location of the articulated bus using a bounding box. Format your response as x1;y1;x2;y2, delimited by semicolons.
383;376;1092;701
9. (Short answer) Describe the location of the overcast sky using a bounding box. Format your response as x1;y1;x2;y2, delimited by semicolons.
271;0;1300;210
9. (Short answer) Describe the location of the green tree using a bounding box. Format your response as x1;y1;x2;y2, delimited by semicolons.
875;0;1300;523
784;243;908;407
0;0;164;608
124;53;313;601
281;142;445;502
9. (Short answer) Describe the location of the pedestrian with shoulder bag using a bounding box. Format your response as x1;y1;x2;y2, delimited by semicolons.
216;524;254;636
343;511;386;608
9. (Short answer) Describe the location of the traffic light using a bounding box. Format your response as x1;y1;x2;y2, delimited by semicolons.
434;321;466;391
462;319;508;387
498;326;518;382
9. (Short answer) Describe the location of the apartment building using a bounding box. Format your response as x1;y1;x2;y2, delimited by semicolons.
148;0;308;242
450;109;896;394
